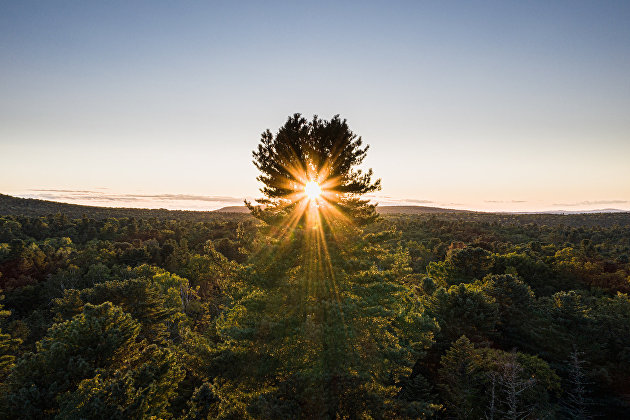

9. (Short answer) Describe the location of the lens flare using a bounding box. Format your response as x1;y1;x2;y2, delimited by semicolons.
304;180;322;201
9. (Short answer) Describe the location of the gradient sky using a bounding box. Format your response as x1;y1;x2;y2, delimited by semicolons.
2;0;629;212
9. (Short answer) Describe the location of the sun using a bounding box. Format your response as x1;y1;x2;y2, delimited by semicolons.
304;180;322;201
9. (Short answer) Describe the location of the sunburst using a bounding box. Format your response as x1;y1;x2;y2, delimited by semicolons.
304;180;322;201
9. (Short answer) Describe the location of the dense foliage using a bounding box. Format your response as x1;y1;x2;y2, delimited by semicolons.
246;114;381;225
0;207;628;418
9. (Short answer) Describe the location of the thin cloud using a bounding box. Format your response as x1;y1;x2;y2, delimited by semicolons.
403;198;434;204
485;200;527;203
365;194;434;205
553;200;628;207
139;194;244;203
35;193;140;202
34;189;98;193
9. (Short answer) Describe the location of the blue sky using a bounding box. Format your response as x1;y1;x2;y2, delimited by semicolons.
2;1;629;211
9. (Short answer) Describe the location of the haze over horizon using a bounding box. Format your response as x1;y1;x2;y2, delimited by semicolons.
2;1;629;212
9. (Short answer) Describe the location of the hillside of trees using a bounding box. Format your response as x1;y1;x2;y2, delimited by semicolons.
0;209;629;418
0;194;251;221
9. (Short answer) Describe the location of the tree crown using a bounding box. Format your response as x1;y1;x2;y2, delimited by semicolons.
247;113;381;225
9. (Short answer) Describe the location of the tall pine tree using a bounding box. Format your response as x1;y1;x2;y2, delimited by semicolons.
246;113;381;226
213;114;436;418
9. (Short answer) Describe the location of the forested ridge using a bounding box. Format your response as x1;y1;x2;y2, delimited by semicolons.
0;208;629;418
0;194;251;221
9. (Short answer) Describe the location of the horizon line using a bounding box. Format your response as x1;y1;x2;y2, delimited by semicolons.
3;192;630;215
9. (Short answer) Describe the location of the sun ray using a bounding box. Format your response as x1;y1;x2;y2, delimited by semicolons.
250;145;376;348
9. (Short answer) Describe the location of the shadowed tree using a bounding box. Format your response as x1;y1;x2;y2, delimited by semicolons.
246;113;381;226
5;302;184;418
439;335;481;419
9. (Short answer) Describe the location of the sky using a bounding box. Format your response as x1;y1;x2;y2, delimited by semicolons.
1;0;629;212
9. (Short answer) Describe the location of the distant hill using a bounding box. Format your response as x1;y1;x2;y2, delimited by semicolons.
530;208;628;215
0;194;249;221
2;194;629;227
214;206;252;214
376;205;470;214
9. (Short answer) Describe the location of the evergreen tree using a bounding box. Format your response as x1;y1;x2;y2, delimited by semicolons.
480;274;536;349
424;283;499;349
5;302;184;418
246;113;381;226
438;336;482;419
56;345;184;419
213;114;435;418
6;303;141;417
